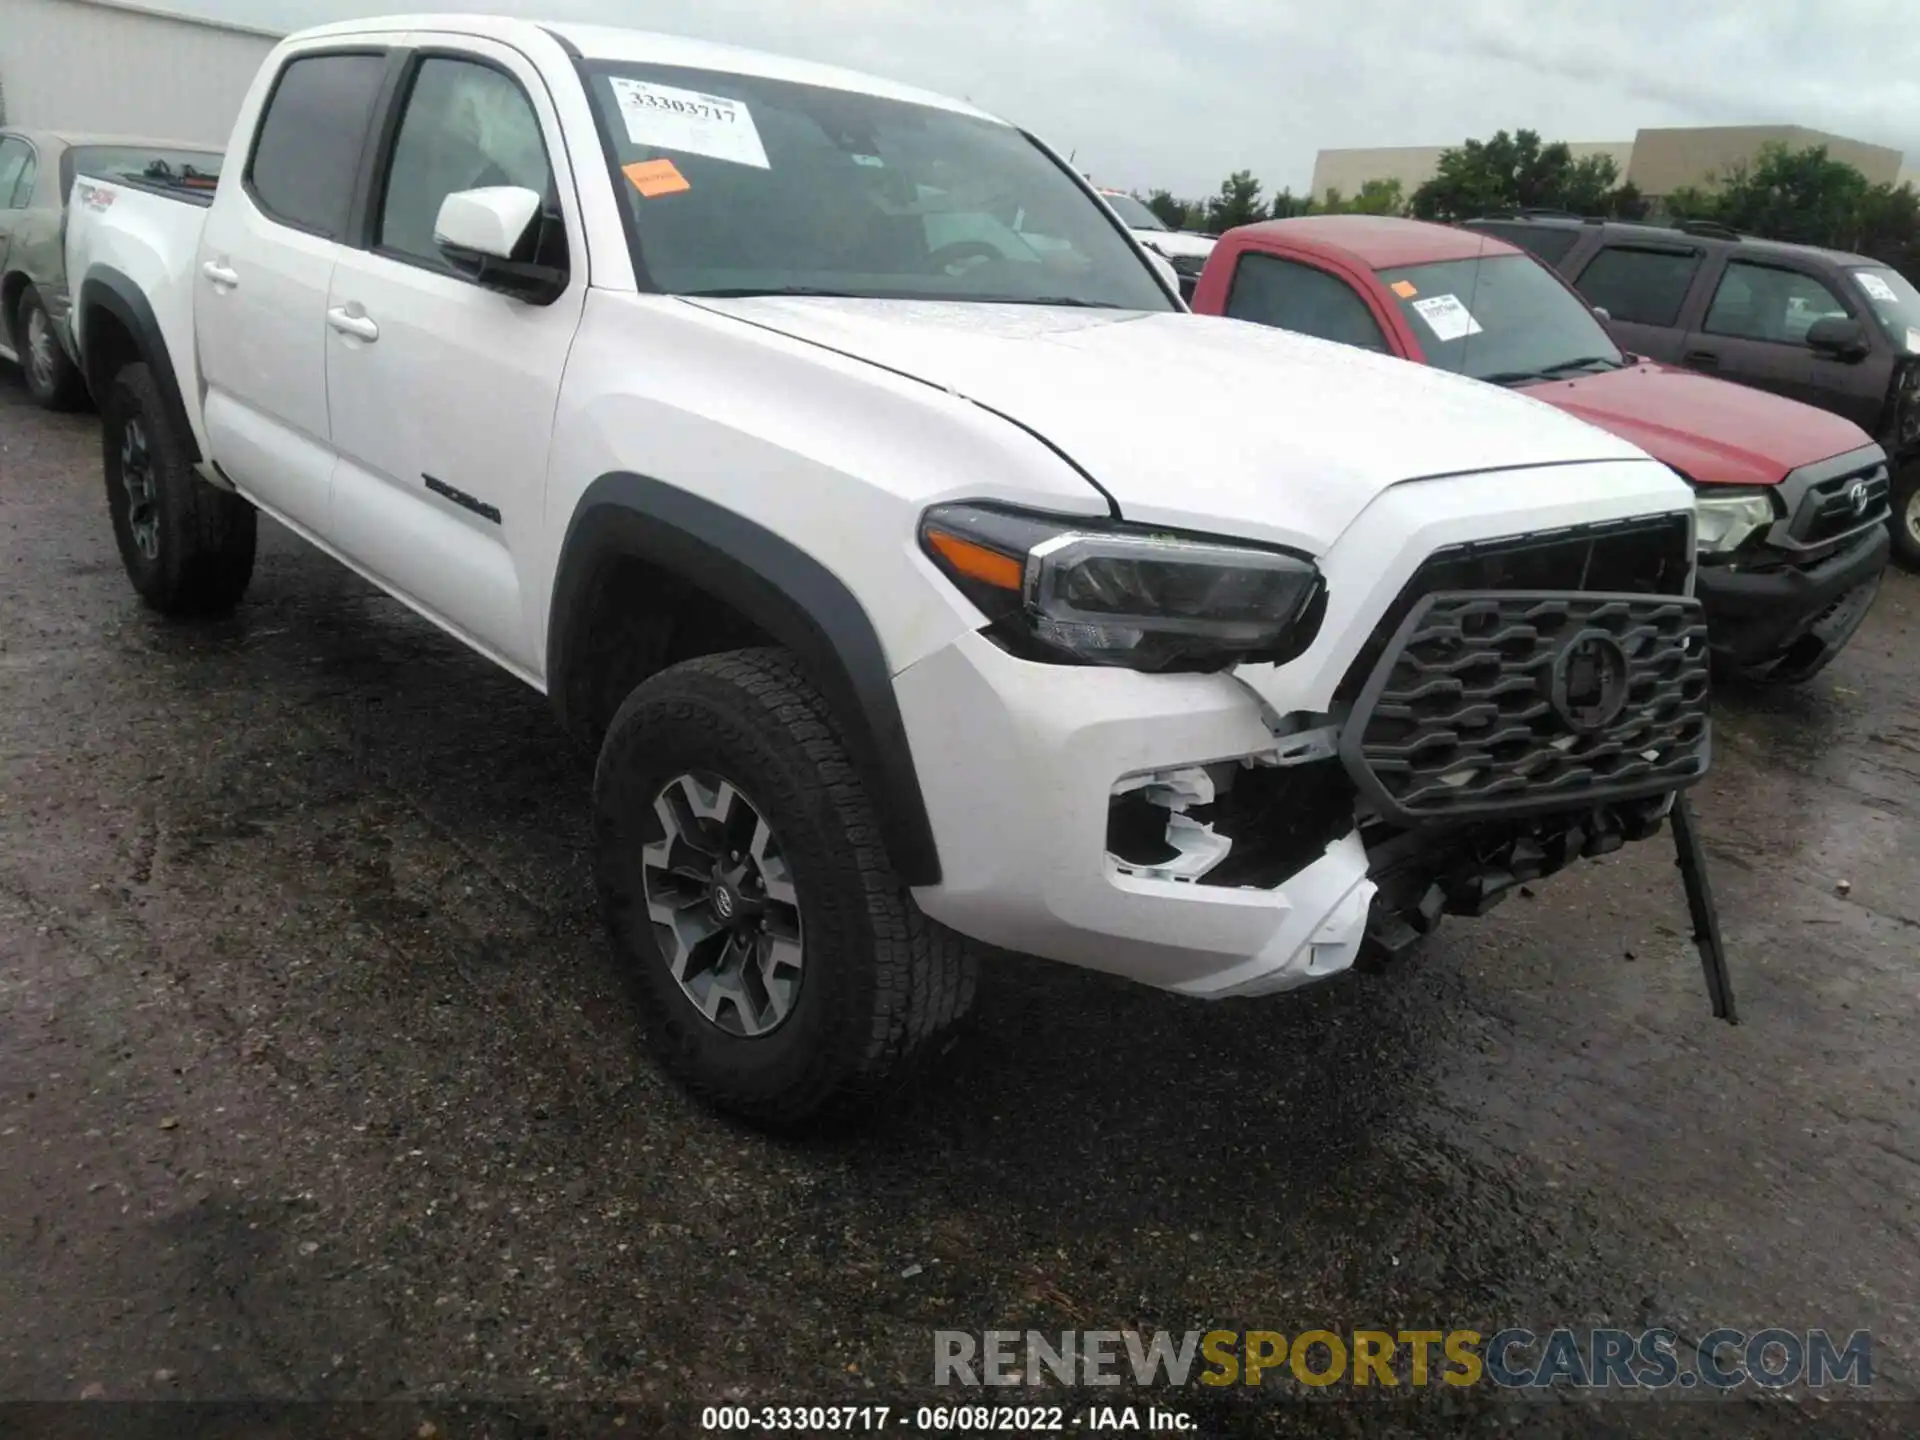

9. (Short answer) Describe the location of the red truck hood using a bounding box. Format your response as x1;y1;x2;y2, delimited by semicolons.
1520;361;1871;486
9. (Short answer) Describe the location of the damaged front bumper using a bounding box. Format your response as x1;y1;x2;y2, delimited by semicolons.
895;627;1379;998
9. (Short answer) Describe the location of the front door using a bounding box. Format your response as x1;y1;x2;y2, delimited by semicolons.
194;47;389;536
323;42;586;675
1684;257;1894;432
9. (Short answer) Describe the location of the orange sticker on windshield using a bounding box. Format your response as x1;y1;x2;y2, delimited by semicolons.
1390;280;1418;298
623;158;690;198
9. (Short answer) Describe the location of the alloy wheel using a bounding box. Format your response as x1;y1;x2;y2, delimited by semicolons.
1906;484;1920;548
642;772;804;1038
120;417;160;560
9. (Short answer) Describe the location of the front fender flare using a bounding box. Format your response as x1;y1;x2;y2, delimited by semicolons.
549;473;942;886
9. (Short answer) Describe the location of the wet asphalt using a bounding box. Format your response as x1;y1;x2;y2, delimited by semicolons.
2;370;1919;1439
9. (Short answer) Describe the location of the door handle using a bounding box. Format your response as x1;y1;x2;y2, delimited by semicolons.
1682;349;1719;368
326;306;379;343
201;260;239;288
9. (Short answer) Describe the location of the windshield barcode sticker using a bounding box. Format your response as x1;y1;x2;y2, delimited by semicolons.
609;77;769;169
1856;272;1898;304
1411;293;1483;342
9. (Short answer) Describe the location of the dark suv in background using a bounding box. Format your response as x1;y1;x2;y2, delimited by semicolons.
1468;213;1920;570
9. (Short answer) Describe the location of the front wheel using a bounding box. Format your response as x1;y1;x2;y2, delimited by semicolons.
102;362;257;616
1891;464;1920;573
594;648;976;1128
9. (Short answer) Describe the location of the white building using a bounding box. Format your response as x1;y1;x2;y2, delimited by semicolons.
0;0;280;145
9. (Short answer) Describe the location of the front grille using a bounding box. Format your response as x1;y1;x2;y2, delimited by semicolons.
1332;513;1693;709
1339;591;1710;824
1794;461;1889;546
1797;462;1889;545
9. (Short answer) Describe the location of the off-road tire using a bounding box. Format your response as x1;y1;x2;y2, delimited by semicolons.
594;647;976;1128
102;362;256;616
14;286;88;411
1891;464;1920;574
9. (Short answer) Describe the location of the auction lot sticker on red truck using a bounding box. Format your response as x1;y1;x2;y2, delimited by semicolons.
609;77;770;169
1411;293;1484;342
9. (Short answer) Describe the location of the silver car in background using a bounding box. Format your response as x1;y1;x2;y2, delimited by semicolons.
0;130;220;409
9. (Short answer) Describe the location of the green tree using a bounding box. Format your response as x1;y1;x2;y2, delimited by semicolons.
1346;177;1406;215
1608;180;1651;221
1708;143;1871;246
1410;129;1627;220
1268;187;1312;219
1206;169;1266;232
1145;189;1194;231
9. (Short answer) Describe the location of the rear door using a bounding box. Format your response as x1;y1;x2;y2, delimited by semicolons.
1566;239;1706;363
195;45;392;537
1684;256;1893;429
323;39;586;674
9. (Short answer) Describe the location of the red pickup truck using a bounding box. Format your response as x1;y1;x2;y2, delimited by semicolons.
1191;216;1892;683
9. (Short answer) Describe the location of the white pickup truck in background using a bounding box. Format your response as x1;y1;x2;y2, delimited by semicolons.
65;14;1712;1126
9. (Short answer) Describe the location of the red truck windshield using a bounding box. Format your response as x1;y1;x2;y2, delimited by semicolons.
580;62;1172;311
1377;253;1625;386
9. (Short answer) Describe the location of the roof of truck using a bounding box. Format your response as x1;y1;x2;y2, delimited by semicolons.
1231;215;1521;270
287;14;999;123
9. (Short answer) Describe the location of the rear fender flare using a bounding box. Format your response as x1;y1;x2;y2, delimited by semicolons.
77;267;199;462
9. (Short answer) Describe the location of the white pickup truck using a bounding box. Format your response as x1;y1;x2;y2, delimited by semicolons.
65;15;1712;1125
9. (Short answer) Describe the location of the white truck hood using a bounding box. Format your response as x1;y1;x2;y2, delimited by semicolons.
1136;229;1217;261
687;297;1651;552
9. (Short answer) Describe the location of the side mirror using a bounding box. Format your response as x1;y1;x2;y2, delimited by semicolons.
434;185;567;305
1805;315;1870;361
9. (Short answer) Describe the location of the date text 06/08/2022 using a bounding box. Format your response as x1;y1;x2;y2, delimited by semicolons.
699;1405;1195;1432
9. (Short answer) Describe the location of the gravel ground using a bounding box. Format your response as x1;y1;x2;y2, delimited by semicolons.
3;371;1919;1438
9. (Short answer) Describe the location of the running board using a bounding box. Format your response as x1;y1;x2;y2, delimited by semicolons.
0;342;17;365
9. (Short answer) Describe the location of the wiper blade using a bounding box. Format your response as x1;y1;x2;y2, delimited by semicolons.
1535;355;1623;376
970;296;1127;309
1477;369;1546;386
678;286;880;299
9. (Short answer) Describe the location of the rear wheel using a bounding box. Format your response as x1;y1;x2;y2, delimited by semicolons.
15;286;87;411
102;362;257;616
594;648;976;1128
1892;465;1920;573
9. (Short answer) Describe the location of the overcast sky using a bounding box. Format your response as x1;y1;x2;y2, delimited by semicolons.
159;0;1920;198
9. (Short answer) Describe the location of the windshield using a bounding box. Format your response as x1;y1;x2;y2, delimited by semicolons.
65;145;221;199
1849;267;1920;353
1376;253;1624;384
582;63;1172;310
1101;192;1167;230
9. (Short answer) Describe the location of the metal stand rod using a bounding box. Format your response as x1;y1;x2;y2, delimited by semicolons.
1671;794;1738;1024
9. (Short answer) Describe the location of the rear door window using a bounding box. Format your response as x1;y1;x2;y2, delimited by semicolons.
246;51;388;237
1573;245;1701;326
1702;261;1850;345
1224;252;1388;352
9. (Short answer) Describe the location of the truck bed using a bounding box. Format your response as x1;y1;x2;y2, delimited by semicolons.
64;173;214;461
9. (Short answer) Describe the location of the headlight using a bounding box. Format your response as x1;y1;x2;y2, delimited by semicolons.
919;502;1325;672
1692;490;1776;554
